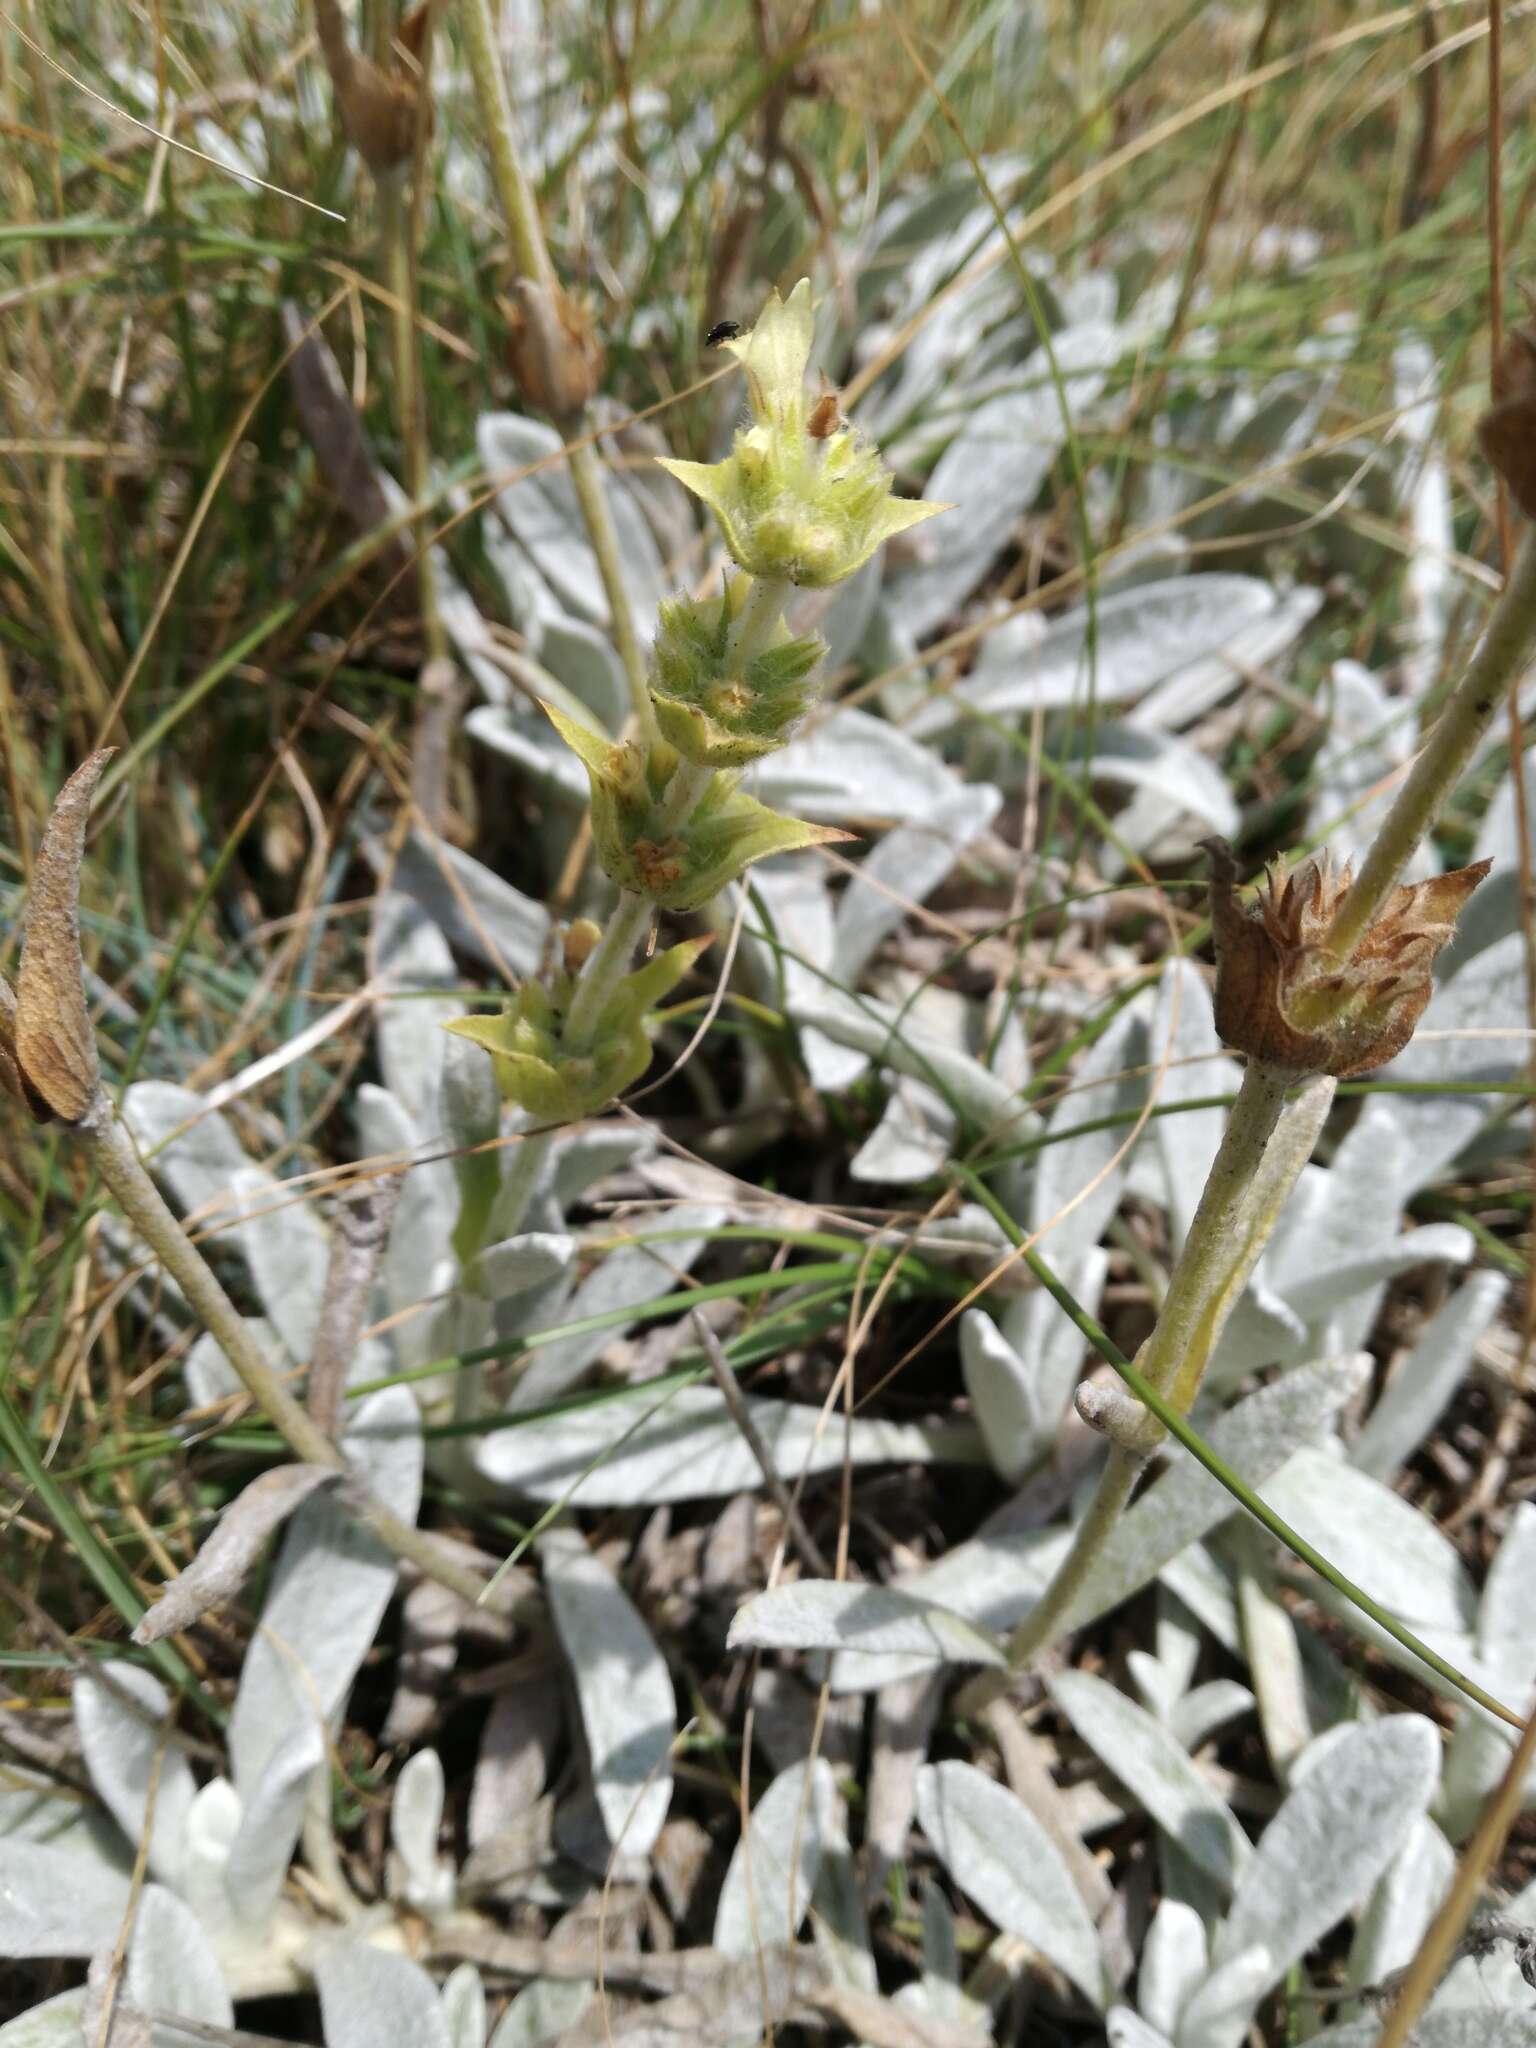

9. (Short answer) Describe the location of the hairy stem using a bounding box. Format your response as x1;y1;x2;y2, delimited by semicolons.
975;1062;1320;1701
458;0;655;742
1327;523;1536;960
562;888;656;1052
83;1097;513;1613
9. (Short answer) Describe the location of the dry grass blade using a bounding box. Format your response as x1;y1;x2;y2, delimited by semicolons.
16;747;114;1120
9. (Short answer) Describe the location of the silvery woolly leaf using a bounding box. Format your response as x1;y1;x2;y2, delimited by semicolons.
1309;2020;1536;2047
125;1886;233;2048
73;1665;197;1888
1214;1716;1440;2002
133;1465;338;1645
749;863;866;1094
226;1384;423;1921
832;782;1004;988
501;1203;725;1411
465;705;588;804
384;831;550;980
785;977;1025;1132
1346;1813;1453;1995
1440;1502;1536;1840
486;1981;593;2048
1149;962;1241;1252
467;1233;575;1304
959;1307;1043;1484
1261;1448;1477;1645
1065;1355;1369;1634
477;413;664;642
1106;2013;1174;2048
907;574;1280;740
1129;585;1323;731
124;1081;332;1368
392;1749;454;1916
1050;1671;1248;1894
540;1525;676;1860
539;612;629;733
179;1778;241;1935
372;891;459;1129
727;1581;1004;1668
316;1946;450;2048
551;1124;654;1208
0;1992;88;2047
887;323;1119;639
1088;725;1241;850
440;1964;486;2048
752;706;962;827
851;1079;954;1186
1309;661;1424;871
1174;1943;1272;2048
1169;1680;1255;1755
0;1841;133;1958
831;1525;1071;1695
1137;1899;1207;2037
1350;1270;1507;1480
355;1086;455;1345
477;1380;948;1508
916;1760;1108;2011
715;1757;837;1956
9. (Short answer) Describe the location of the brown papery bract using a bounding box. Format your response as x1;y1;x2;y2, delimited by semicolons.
1206;837;1491;1079
14;750;115;1122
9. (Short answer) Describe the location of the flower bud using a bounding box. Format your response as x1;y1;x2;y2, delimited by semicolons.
658;280;945;587
648;583;824;768
547;707;847;911
1206;838;1490;1078
445;937;711;1121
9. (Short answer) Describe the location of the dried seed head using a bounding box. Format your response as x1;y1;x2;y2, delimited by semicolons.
0;972;46;1119
314;0;431;177
1477;320;1536;518
14;751;115;1122
1206;837;1490;1079
505;278;605;419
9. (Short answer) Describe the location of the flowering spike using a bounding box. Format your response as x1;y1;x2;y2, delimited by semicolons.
658;279;946;587
648;585;824;768
545;704;847;911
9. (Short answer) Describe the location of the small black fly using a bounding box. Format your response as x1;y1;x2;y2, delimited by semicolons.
705;319;743;348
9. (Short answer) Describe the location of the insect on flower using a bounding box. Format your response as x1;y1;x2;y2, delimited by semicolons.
705;319;743;347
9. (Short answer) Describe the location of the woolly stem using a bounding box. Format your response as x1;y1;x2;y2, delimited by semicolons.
1326;523;1536;960
83;1096;513;1613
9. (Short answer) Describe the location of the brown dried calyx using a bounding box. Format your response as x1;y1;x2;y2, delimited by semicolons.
1;751;114;1124
1478;317;1536;519
504;278;605;419
1206;838;1490;1079
314;0;432;178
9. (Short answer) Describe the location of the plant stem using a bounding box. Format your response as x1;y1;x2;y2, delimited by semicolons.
562;888;655;1052
967;1061;1313;1700
457;0;554;292
1327;522;1536;960
725;573;789;666
82;1095;513;1613
1134;1060;1292;1405
379;168;448;666
984;1445;1141;1685
458;0;656;743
